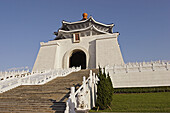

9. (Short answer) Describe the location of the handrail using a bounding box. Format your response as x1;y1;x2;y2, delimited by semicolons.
65;70;99;113
74;77;91;95
0;70;30;81
0;66;81;93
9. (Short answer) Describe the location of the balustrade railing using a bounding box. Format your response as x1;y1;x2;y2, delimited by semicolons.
0;70;30;81
0;66;81;93
105;61;170;74
65;70;99;113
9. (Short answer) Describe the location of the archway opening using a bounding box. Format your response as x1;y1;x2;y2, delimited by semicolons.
69;50;86;69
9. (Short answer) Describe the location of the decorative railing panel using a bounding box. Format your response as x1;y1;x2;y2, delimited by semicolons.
0;67;81;93
104;61;170;88
105;61;170;74
65;70;98;113
0;70;30;81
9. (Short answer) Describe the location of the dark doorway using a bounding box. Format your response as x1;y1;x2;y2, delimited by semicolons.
69;50;86;69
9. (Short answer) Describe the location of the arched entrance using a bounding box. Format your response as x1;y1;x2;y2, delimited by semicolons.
69;50;86;69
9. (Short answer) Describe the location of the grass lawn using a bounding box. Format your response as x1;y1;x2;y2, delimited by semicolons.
90;92;170;112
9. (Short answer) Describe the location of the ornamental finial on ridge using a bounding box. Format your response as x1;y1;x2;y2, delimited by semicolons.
82;13;88;20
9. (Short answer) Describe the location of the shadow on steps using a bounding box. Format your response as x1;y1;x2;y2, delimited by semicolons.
49;83;82;112
59;83;81;102
49;99;66;113
58;90;70;102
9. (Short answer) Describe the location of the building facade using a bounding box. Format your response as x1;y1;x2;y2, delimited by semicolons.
32;13;124;72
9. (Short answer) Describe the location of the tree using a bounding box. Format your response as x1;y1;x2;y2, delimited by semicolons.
106;72;113;106
96;67;113;110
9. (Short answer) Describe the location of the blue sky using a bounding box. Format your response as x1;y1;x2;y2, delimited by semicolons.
0;0;170;71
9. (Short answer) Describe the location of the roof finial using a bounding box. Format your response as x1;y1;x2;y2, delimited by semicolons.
82;13;88;20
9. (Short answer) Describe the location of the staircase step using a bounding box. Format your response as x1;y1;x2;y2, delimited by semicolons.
0;69;97;112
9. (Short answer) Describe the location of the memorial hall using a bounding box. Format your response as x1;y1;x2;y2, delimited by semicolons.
32;13;124;72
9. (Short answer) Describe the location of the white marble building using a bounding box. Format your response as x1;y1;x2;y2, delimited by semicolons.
32;13;124;72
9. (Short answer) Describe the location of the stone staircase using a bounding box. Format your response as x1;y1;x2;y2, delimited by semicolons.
0;69;98;113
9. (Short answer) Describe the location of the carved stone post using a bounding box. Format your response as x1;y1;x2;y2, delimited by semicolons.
151;63;155;71
70;87;76;113
95;74;99;104
92;73;96;108
4;73;7;81
89;70;93;109
44;74;47;82
82;76;89;109
166;62;169;71
126;65;128;73
71;86;75;96
83;76;86;93
65;100;69;113
139;63;142;72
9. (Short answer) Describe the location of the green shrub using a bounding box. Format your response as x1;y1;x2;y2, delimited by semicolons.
96;67;114;110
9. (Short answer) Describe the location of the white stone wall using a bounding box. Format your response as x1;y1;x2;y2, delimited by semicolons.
106;61;170;88
111;71;170;88
96;37;124;68
32;44;58;72
32;33;124;71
